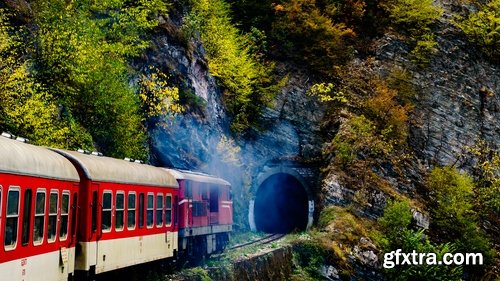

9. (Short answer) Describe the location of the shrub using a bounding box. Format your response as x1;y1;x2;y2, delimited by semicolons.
30;0;168;158
0;9;91;148
383;0;443;36
271;0;355;76
184;0;282;134
364;81;410;146
378;199;412;247
455;0;500;61
330;115;391;164
379;199;463;280
427;166;492;256
410;33;439;66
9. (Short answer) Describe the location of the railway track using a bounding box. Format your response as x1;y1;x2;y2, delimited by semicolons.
229;233;286;250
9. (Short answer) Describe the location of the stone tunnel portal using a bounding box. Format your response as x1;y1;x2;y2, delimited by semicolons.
253;173;309;233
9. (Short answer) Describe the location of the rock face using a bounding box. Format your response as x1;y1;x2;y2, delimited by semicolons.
322;5;500;212
145;16;326;189
374;23;500;168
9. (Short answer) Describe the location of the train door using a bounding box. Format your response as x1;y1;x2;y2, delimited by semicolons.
209;186;219;225
89;183;99;274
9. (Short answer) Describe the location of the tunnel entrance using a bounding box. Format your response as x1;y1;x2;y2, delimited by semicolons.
254;173;309;233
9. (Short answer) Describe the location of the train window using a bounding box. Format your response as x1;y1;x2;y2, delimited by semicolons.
60;192;70;240
115;192;124;231
48;191;58;243
127;193;136;229
139;193;144;228
156;194;163;227
192;201;207;217
102;191;112;232
21;189;32;246
146;193;154;228
165;195;172;226
33;190;46;245
5;188;20;250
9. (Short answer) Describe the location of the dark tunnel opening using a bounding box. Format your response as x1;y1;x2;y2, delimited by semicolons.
254;173;309;233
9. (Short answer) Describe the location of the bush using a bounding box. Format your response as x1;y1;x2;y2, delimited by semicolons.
410;33;439;66
455;0;500;61
379;199;463;280
330;115;391;164
364;80;410;145
184;0;282;134
0;9;91;148
29;0;169;158
383;0;443;36
271;0;355;76
378;199;413;247
427;166;492;256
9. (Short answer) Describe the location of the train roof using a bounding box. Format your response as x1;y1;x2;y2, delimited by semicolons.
162;168;231;187
53;149;178;188
0;136;80;182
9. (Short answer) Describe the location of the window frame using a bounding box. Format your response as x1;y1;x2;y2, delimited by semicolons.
165;194;172;226
115;191;125;232
146;193;154;229
101;191;113;233
33;188;46;246
127;192;136;230
47;190;59;243
59;191;70;241
156;193;164;227
4;186;20;250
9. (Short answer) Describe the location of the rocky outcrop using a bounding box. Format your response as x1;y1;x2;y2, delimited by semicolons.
144;15;326;193
373;22;500;168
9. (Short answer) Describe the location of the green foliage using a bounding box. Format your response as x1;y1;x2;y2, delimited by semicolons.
386;229;463;281
0;9;91;148
28;0;168;158
455;0;500;61
271;0;355;76
466;141;500;216
384;0;443;35
307;83;348;104
139;67;182;119
184;0;282;133
330;115;392;164
378;199;412;247
410;33;439;66
427;166;492;256
383;0;442;67
379;199;463;280
319;206;337;228
291;239;326;280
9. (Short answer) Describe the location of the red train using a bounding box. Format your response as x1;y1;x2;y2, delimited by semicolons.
0;134;232;281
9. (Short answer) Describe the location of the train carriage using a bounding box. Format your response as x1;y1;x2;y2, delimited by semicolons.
0;136;80;281
52;150;179;278
163;169;232;257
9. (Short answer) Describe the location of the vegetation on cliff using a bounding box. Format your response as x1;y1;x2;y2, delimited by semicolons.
1;0;499;279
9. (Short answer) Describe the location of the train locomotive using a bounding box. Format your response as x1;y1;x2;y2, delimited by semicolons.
0;134;232;281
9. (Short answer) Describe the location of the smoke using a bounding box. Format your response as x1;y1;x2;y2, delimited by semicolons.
145;32;310;231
